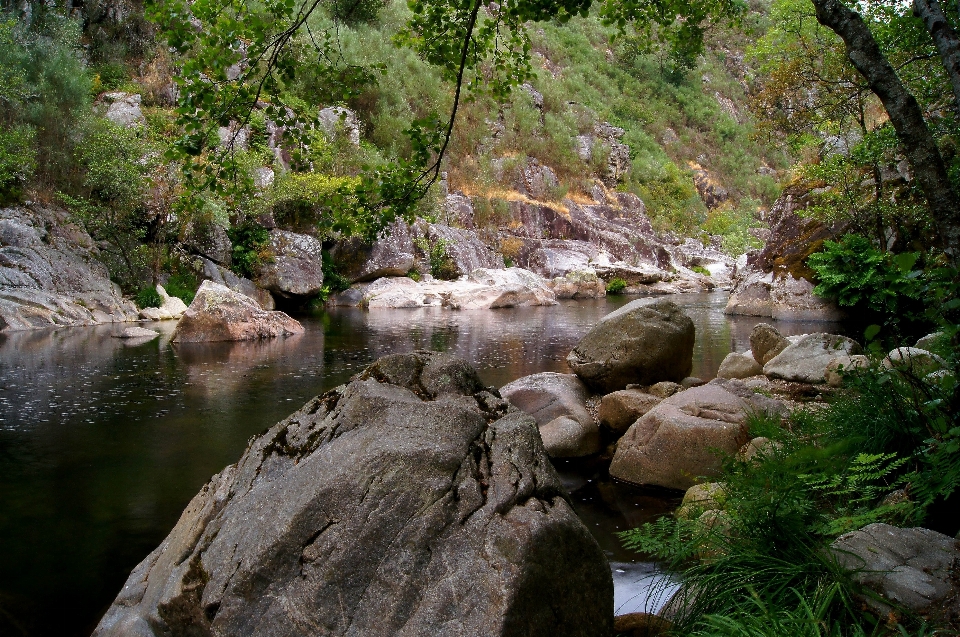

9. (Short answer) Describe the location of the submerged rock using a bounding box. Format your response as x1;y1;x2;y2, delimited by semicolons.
567;299;695;393
500;372;600;457
114;326;160;339
172;281;303;342
93;352;613;637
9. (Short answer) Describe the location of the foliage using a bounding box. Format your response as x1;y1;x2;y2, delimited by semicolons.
606;277;627;294
164;272;199;305
227;220;272;280
268;173;370;238
807;234;932;342
691;265;711;276
135;286;162;309
65;118;158;291
319;250;351;300
701;200;765;256
0;12;91;194
414;236;458;280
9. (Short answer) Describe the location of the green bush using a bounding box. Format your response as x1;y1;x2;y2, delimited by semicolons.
0;125;36;202
414;236;458;280
164;272;198;305
605;277;627;294
135;286;162;309
268;172;365;237
227;221;271;280
691;265;711;276
807;234;931;343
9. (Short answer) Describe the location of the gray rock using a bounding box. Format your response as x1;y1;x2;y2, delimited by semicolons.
598;389;661;435
256;230;325;298
609;384;760;490
915;332;945;351
716;351;763;379
500;372;600;457
0;206;139;331
200;257;275;310
93;352;613;637
103;92;144;128
415;222;503;278
567;299;695;393
763;333;863;384
750;323;789;366
646;381;684;398
318;106;360;147
831;523;960;614
882;347;947;376
183;221;232;266
725;270;773;316
138;285;188;321
172;281;303;342
771;274;847;322
114;326;160;339
549;270;606;299
824;354;870;387
330;221;416;283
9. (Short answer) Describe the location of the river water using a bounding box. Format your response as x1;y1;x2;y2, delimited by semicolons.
0;292;839;636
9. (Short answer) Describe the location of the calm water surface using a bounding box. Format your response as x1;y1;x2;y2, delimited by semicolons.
0;293;840;636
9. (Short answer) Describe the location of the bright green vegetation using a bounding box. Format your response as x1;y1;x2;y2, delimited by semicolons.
606;277;628;294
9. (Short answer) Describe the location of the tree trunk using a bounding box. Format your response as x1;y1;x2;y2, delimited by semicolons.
813;0;960;258
914;0;960;114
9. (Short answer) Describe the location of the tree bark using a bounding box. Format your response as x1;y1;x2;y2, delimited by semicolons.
813;0;960;258
914;0;960;114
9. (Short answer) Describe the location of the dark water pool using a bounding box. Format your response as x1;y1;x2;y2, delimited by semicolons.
0;293;840;636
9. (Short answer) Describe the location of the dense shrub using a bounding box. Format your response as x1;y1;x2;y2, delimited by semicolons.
227;220;271;280
605;277;627;294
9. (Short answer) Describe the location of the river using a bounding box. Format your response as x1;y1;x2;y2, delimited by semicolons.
0;292;839;636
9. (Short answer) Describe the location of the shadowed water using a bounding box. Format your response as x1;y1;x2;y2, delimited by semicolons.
0;293;841;635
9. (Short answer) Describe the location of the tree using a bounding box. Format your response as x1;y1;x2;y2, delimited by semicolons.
811;0;960;258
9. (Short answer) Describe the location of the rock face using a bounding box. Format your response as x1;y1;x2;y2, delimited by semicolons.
726;188;844;321
201;257;275;310
173;281;304;342
93;352;613;637
102;92;144;128
333;268;557;310
567;299;695;393
256;230;325;298
609;381;781;490
183;221;232;266
762;333;862;383
598;389;661;435
415;222;504;278
548;270;607;299
831;523;960;617
500;372;600;457
0;205;139;331
331;221;417;284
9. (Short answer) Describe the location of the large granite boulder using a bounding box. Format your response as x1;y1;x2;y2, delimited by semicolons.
567;299;695;393
500;372;600;457
330;221;416;283
725;270;773;316
0;205;139;331
831;523;960;617
256;230;325;298
609;381;782;490
182;220;232;266
93;352;613;637
102;92;144;128
763;333;862;383
173;281;303;342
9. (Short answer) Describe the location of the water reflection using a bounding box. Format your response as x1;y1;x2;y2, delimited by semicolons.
0;293;844;636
